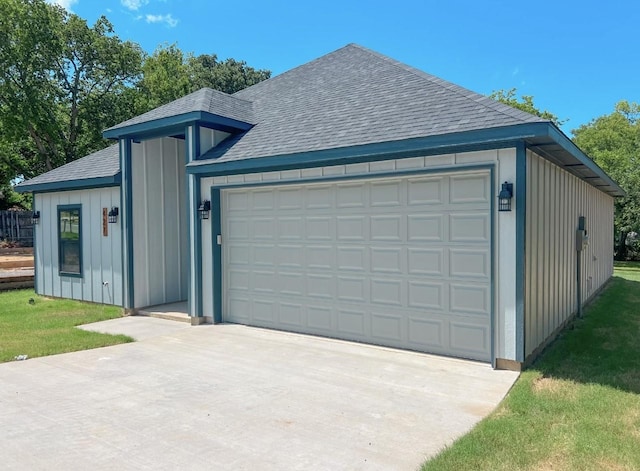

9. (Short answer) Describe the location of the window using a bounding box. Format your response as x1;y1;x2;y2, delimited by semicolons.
58;205;82;276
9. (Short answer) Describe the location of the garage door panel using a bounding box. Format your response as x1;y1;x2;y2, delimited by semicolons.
278;245;304;268
407;177;444;205
370;215;403;241
337;276;367;303
408;214;444;242
306;186;332;209
222;170;492;362
370;278;403;306
337;183;366;208
337;246;366;271
253;270;277;293
252;244;276;267
253;299;276;323
337;216;366;241
279;272;305;296
450;249;490;280
337;308;367;336
449;213;490;243
307;274;334;299
408;317;444;348
279;302;304;327
306;217;333;240
450;284;490;315
408;281;445;311
253;218;275;239
450;322;489;355
370;247;403;274
370;180;402;207
449;174;490;204
308;245;334;269
307;305;333;331
407;248;444;276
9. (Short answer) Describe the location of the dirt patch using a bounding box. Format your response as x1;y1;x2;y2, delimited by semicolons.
592;458;636;471
527;449;570;471
531;376;577;401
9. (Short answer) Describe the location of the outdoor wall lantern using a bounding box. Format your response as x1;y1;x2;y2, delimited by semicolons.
32;210;40;224
108;207;119;224
198;200;211;220
498;181;514;212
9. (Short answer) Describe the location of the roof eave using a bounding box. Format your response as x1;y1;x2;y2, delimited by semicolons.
15;173;121;194
103;111;254;140
186;122;624;198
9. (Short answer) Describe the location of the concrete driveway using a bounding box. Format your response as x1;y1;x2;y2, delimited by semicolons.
1;318;518;470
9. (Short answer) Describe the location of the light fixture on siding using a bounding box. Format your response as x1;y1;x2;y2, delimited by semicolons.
108;207;119;224
32;210;40;224
198;200;211;220
498;182;514;212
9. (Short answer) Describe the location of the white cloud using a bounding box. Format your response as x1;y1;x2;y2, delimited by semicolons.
46;0;78;11
121;0;149;11
145;13;178;27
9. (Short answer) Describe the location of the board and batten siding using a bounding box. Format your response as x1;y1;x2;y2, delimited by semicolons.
131;137;188;308
524;150;614;358
201;148;520;362
200;127;230;156
33;187;122;305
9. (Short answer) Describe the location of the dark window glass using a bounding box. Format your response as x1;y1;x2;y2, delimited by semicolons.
58;206;82;275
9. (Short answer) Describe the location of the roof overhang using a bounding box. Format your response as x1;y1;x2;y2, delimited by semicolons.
103;111;253;140
15;174;121;194
186;122;624;198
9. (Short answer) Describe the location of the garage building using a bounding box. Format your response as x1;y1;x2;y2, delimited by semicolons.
17;44;623;369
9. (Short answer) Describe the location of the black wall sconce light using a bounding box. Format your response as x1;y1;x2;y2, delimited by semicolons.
498;182;514;212
198;200;211;220
32;210;40;224
108;207;119;223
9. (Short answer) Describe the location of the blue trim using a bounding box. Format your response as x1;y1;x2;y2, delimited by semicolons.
33;200;38;293
515;141;526;362
189;124;532;176
185;125;203;317
17;175;120;194
57;204;83;278
103;111;253;140
490;166;496;368
211;188;222;323
121;138;134;309
546;124;625;196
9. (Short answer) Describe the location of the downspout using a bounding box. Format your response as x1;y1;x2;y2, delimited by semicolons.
576;216;588;318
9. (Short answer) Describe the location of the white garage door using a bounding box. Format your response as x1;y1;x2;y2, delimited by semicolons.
221;170;492;361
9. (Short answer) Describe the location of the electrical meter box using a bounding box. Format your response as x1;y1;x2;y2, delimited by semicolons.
576;216;589;251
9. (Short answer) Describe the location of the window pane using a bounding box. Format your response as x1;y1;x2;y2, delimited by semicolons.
59;208;81;275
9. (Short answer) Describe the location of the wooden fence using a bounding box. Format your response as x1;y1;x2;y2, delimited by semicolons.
0;211;34;246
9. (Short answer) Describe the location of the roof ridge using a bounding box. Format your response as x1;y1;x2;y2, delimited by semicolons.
350;44;548;124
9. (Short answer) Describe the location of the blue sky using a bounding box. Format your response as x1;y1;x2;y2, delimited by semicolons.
51;0;639;136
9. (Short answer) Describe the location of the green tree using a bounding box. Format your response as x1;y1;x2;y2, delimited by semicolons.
490;88;565;126
0;0;143;179
572;101;640;260
137;44;270;112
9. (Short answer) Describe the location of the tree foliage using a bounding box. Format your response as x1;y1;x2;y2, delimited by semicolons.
136;44;270;112
490;88;566;126
572;101;640;259
0;0;143;179
0;1;270;209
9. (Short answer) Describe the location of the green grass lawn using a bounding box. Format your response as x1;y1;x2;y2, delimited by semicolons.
423;262;640;470
0;289;133;363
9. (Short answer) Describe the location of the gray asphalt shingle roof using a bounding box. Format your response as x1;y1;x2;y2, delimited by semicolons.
104;88;255;133
195;43;546;163
16;144;119;190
